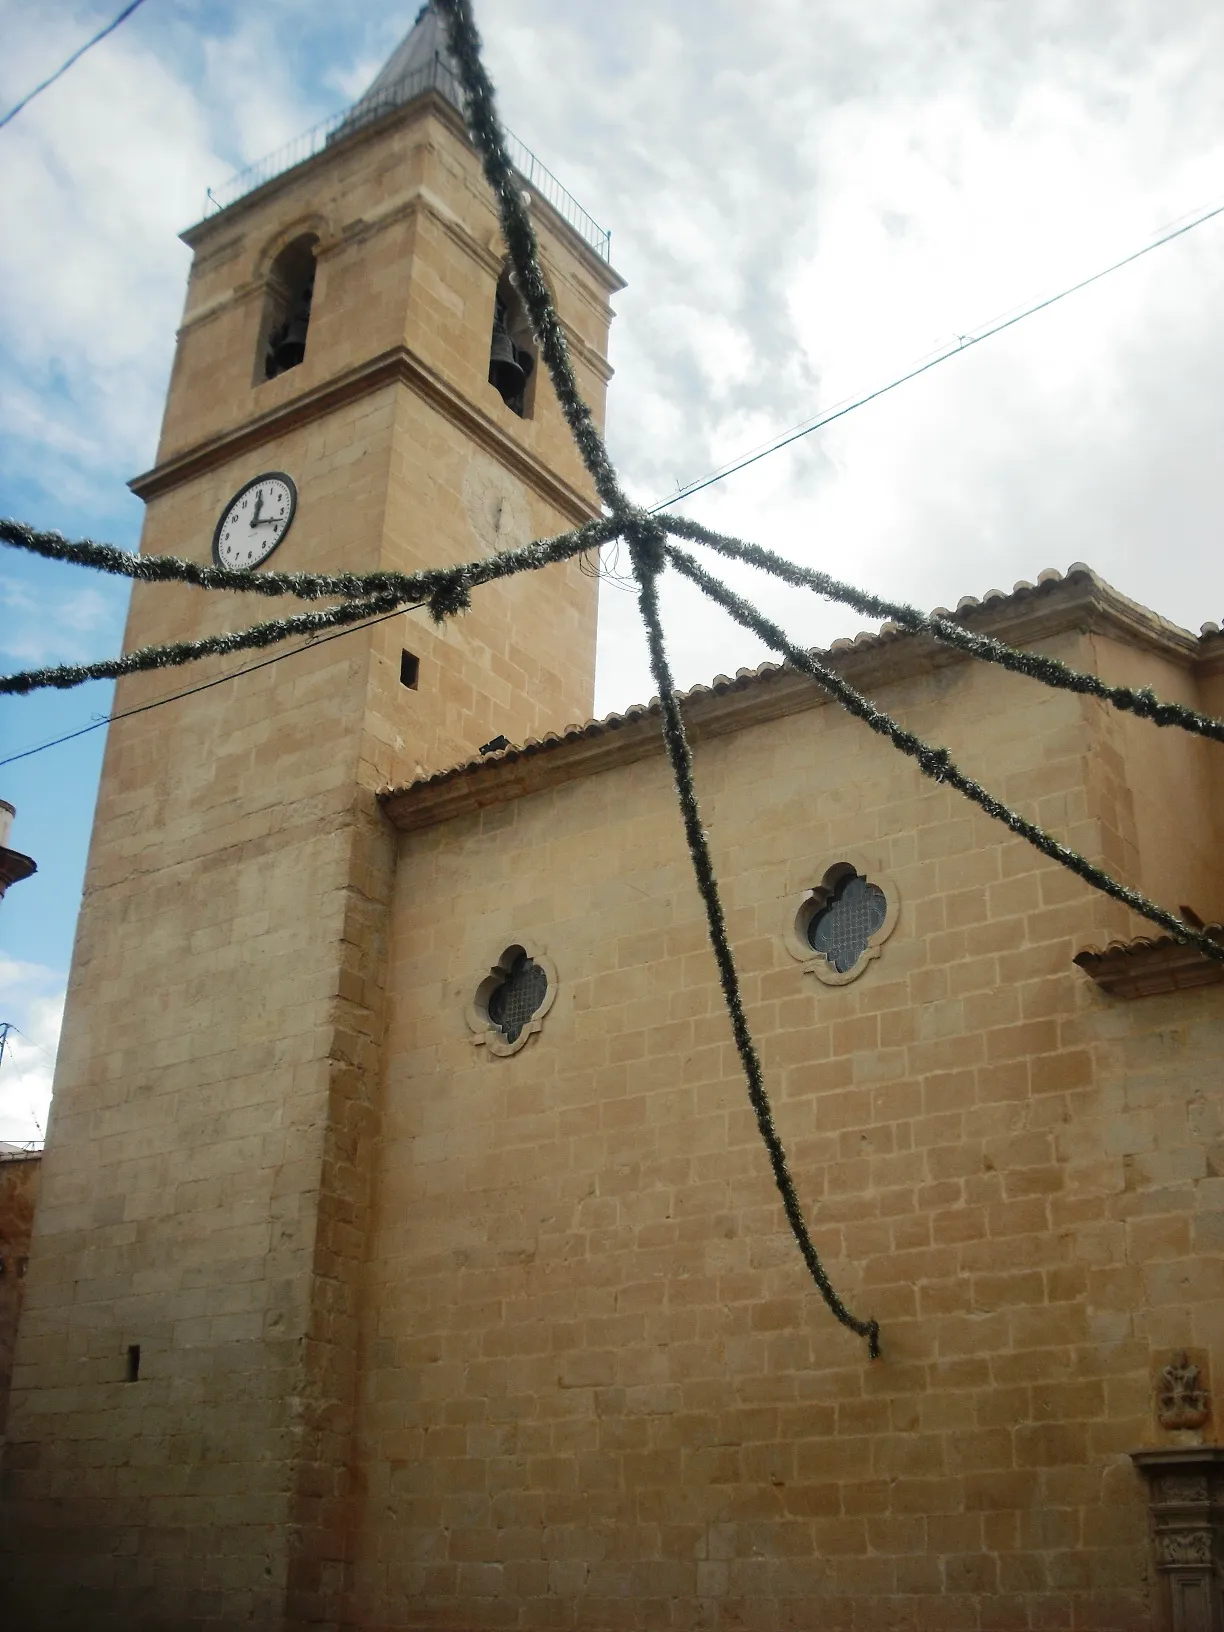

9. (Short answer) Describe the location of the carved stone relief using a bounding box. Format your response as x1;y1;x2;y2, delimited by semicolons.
1159;1353;1212;1433
1131;1447;1224;1632
1156;1531;1214;1568
1160;1476;1212;1506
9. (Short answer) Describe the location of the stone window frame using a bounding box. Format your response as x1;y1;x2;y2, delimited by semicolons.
784;854;900;987
465;941;558;1057
250;214;331;388
258;234;319;382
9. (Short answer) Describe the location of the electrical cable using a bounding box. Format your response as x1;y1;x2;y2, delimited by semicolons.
9;516;1223;748
2;588;410;697
1;1024;57;1064
0;600;419;769
0;1025;52;1144
4;0;1222;1360
0;0;151;132
648;193;1224;512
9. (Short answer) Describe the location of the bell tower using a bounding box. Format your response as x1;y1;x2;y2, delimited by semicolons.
0;7;622;1626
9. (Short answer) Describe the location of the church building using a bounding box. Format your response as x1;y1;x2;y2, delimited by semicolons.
3;7;1224;1629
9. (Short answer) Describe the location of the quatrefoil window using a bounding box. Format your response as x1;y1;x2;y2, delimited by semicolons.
786;860;899;986
488;952;547;1043
466;943;557;1056
809;873;888;972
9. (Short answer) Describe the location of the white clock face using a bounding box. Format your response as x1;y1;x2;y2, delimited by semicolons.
212;473;297;569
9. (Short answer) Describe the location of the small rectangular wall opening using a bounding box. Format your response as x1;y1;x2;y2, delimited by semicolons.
400;650;420;690
126;1344;140;1382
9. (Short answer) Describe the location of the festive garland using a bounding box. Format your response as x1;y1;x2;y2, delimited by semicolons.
9;510;1221;748
666;546;1224;968
0;517;621;695
633;528;880;1357
0;515;619;607
437;0;879;1355
665;516;1224;746
433;2;626;519
4;0;1222;1359
2;592;404;695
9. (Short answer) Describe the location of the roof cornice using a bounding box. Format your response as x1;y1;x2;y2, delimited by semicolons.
181;88;625;294
129;342;599;525
1074;924;1224;999
380;564;1217;834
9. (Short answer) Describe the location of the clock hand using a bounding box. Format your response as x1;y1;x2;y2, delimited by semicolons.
250;492;265;526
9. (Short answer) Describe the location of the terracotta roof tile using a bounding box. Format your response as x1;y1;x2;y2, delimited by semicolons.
1074;924;1224;1000
382;561;1219;808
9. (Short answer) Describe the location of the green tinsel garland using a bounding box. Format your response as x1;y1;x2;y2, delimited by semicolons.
667;545;1224;969
4;0;1222;1361
436;0;880;1356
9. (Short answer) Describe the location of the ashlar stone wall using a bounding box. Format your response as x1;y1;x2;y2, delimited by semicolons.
355;603;1224;1632
0;87;619;1631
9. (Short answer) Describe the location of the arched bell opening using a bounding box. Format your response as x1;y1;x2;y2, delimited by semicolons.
260;234;318;382
487;266;536;418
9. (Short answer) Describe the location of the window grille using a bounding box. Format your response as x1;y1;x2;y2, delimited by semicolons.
808;873;888;974
487;952;548;1044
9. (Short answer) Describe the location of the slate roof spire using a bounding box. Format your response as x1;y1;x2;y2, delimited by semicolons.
346;2;464;127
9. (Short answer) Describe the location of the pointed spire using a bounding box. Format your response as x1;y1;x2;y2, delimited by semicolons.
345;2;464;128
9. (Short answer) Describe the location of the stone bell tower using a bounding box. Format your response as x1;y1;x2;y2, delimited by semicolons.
0;6;622;1625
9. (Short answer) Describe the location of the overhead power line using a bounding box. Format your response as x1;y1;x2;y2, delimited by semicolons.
649;192;1224;511
0;1023;56;1065
5;0;1224;1357
0;601;417;769
0;0;151;132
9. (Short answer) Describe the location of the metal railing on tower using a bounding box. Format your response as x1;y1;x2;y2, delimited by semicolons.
203;54;612;263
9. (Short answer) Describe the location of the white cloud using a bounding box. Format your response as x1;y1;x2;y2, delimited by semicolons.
0;957;63;1146
526;0;1224;710
0;1;334;510
3;2;1224;796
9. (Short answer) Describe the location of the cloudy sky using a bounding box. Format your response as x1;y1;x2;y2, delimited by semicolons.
3;0;1224;1139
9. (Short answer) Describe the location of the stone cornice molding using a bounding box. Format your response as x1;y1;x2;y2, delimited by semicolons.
181;88;625;296
0;846;37;900
177;185;503;340
1074;922;1224;998
328;181;503;276
381;568;1219;835
561;323;615;386
385;713;666;833
128;344;599;525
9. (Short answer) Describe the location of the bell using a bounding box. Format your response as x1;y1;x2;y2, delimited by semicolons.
488;308;525;400
268;313;310;375
266;276;315;378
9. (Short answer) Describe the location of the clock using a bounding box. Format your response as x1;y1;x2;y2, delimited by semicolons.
212;472;297;569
